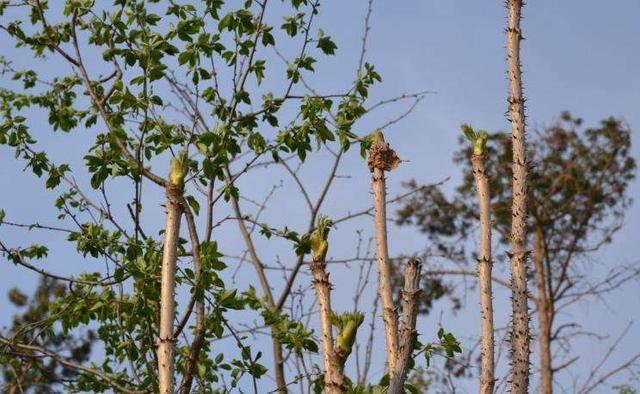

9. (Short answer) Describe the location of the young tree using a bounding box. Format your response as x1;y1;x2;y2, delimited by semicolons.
368;130;401;372
505;0;531;391
0;0;382;391
366;131;427;393
461;124;495;394
0;0;458;392
397;113;637;391
308;216;364;393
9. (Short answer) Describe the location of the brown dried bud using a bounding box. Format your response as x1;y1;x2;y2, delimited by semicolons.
367;138;401;172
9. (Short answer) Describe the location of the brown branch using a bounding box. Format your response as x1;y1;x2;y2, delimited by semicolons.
0;336;148;394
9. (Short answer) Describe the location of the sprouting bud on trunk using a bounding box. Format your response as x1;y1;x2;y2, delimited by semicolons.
311;216;332;261
461;124;488;156
332;312;365;356
169;151;188;187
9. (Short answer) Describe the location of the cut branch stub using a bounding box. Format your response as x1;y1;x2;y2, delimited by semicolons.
389;258;423;394
367;130;401;173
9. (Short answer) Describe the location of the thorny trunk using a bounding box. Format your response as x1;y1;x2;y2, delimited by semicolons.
506;0;531;392
472;155;495;394
388;259;422;394
533;227;553;394
372;166;399;374
311;258;346;393
368;131;402;377
158;181;184;394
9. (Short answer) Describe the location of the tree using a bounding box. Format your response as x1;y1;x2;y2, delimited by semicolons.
0;0;377;391
0;0;458;392
0;277;94;394
397;113;637;391
461;124;495;394
505;1;531;391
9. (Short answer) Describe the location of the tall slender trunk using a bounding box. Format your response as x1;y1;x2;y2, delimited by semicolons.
472;154;495;394
533;228;553;394
389;259;422;394
372;166;399;372
158;160;185;394
505;1;531;392
368;131;401;374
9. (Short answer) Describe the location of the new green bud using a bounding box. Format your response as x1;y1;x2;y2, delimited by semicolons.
333;312;365;356
369;129;385;144
473;131;488;156
310;216;332;261
169;151;188;187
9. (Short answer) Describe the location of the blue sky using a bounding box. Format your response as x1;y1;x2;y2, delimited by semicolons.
1;0;639;392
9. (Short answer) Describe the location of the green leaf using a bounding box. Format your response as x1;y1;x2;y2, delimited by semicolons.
186;195;200;215
317;36;337;55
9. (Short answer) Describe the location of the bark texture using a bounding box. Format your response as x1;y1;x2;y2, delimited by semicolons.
310;257;346;393
158;181;184;394
472;155;495;394
506;0;531;392
389;259;422;394
370;137;400;373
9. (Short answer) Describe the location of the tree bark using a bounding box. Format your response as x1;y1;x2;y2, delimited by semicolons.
372;166;399;374
158;181;184;394
506;1;531;392
389;259;422;394
533;228;553;394
472;155;496;394
310;257;346;393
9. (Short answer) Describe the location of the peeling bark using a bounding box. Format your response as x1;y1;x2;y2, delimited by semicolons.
389;259;422;394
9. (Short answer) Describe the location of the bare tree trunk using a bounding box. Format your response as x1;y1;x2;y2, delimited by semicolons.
372;166;399;373
533;228;553;394
311;257;345;393
309;217;349;393
505;1;531;392
472;155;495;394
158;158;185;394
368;131;402;374
389;259;422;394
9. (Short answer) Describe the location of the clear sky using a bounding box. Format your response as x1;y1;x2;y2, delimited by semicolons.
1;1;639;392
